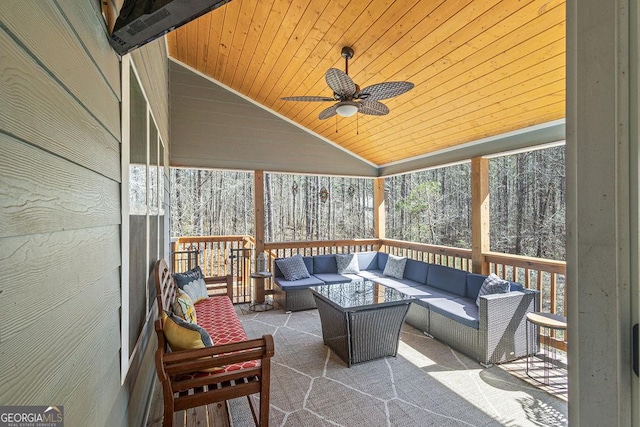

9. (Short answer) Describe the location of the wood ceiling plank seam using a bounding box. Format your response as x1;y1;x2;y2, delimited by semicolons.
275;0;375;117
342;70;565;153
277;0;394;118
195;13;212;71
229;1;274;90
186;13;199;68
357;83;565;159
308;0;564;137
245;0;316;102
261;0;352;106
223;0;259;86
238;0;292;94
166;31;177;57
215;0;242;80
203;7;226;76
253;0;332;105
367;100;565;164
318;11;565;143
176;26;188;63
335;45;565;148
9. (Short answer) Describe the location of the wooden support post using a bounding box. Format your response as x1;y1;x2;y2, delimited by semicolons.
374;177;385;250
471;157;490;274
254;171;265;302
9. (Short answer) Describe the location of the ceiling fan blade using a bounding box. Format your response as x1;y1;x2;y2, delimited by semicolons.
358;100;389;116
318;104;338;120
281;96;335;102
325;68;356;98
357;81;414;101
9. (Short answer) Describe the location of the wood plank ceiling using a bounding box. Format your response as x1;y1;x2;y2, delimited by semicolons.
167;0;565;167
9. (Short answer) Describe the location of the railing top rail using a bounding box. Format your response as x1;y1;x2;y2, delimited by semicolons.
264;239;380;250
483;251;566;274
381;238;473;257
173;235;250;243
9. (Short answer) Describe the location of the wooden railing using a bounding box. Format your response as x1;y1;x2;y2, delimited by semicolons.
380;238;473;271
173;236;567;350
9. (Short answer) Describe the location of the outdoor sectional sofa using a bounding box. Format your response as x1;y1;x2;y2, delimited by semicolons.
273;252;538;365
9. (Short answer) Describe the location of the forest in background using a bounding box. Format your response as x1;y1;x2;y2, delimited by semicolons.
170;145;566;261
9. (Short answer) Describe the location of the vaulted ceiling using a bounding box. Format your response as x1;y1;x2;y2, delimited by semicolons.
166;0;565;168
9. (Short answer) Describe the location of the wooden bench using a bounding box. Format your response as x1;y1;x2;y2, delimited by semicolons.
153;259;274;426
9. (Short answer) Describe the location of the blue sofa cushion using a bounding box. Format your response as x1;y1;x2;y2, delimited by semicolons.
403;259;429;284
377;252;389;270
274;275;324;290
428;297;479;329
313;273;357;284
335;253;360;274
356;252;379;270
466;273;487;299
426;264;468;296
313;254;338;274
357;269;384;280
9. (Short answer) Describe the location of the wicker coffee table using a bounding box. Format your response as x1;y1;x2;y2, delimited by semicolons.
310;280;413;367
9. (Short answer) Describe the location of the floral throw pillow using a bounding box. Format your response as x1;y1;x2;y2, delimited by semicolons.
476;273;511;307
173;266;208;302
172;290;197;324
383;254;407;279
336;253;360;274
275;254;311;281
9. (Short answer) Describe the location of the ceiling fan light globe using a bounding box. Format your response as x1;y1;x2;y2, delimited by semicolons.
336;103;358;117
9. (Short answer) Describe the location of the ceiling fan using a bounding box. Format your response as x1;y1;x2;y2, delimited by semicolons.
281;46;414;120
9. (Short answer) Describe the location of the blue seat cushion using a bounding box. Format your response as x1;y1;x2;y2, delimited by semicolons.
273;275;324;290
313;273;356;284
427;297;479;329
313;254;337;274
426;264;468;296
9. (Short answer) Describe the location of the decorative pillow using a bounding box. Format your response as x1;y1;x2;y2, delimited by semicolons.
476;273;511;307
275;254;311;281
172;290;197;324
162;310;213;351
173;266;208;302
383;254;407;279
336;253;360;274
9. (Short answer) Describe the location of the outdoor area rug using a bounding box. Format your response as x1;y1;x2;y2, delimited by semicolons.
228;306;568;427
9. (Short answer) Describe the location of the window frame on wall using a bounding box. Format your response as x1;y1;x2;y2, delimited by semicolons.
120;54;167;383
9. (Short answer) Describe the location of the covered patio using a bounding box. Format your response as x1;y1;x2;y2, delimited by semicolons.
1;1;638;426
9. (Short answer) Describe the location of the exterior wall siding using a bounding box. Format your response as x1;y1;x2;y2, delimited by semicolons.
0;1;169;425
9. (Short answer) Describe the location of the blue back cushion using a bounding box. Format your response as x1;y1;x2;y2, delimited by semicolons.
377;252;389;270
403;259;429;284
426;264;468;296
466;273;486;299
313;254;337;274
356;252;379;270
274;256;314;277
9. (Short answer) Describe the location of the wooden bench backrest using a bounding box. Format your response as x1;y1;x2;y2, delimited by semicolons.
154;258;177;314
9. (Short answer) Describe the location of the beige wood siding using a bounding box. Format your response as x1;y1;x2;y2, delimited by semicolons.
0;1;169;425
170;60;377;177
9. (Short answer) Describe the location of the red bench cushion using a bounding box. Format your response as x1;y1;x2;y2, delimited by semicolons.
193;296;259;373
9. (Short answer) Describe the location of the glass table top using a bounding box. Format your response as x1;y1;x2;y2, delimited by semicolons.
310;280;413;309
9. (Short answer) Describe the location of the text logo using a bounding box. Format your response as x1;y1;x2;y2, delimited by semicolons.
0;406;63;427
